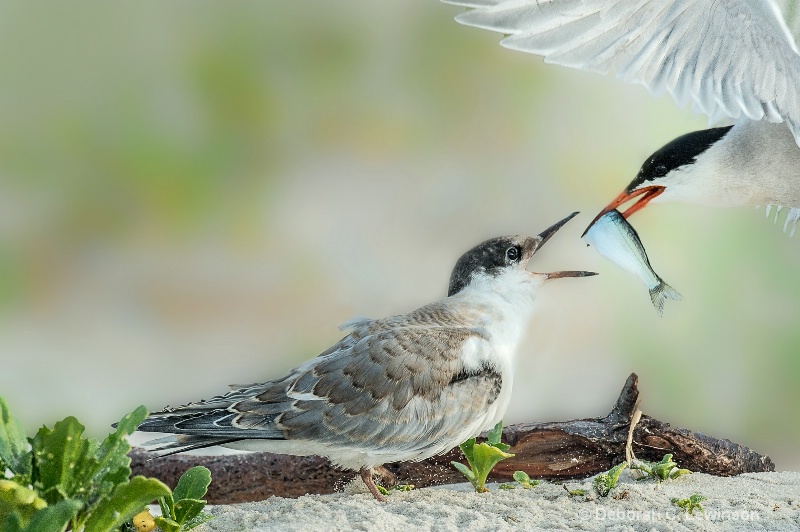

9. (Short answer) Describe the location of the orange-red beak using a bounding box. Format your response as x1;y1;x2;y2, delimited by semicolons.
581;185;665;237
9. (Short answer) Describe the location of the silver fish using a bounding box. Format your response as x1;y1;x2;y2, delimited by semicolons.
582;209;681;315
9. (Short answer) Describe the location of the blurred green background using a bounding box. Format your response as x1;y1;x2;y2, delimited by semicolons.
2;1;799;469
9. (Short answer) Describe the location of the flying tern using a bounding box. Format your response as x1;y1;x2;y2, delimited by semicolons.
445;0;800;235
134;212;596;501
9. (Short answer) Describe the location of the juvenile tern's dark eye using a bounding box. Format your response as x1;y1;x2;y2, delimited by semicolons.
506;246;520;262
653;165;668;177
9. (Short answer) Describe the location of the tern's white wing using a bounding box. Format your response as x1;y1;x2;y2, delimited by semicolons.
446;0;800;144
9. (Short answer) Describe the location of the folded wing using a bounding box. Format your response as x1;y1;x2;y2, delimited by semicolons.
137;322;502;457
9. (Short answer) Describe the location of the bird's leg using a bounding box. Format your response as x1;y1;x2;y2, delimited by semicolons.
373;465;397;488
360;467;388;502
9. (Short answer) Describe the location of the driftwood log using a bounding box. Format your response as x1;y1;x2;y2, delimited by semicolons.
130;373;774;504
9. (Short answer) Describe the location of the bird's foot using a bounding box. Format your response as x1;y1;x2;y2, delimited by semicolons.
360;467;388;502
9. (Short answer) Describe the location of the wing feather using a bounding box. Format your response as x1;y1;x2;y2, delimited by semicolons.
446;0;800;145
137;317;503;457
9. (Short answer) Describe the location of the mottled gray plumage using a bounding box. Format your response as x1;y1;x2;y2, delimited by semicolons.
135;212;595;500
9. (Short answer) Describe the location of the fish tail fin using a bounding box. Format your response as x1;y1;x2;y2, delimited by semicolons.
649;281;682;316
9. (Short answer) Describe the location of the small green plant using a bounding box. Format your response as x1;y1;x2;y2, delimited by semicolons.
451;421;514;493
499;470;540;490
513;470;539;489
376;484;415;497
631;454;691;482
563;485;586;497
155;466;214;531
672;494;707;515
593;462;628;497
0;396;172;532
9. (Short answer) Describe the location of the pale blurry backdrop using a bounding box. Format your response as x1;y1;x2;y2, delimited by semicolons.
2;1;800;469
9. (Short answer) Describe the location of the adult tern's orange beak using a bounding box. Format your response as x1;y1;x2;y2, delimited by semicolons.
581;185;665;237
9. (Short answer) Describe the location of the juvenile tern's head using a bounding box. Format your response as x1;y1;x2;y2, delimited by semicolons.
449;211;597;296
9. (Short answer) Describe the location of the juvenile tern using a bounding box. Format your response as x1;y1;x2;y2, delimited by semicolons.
445;0;800;234
134;212;596;501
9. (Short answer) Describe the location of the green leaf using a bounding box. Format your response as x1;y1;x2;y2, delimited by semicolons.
0;397;32;481
459;438;476;465
453;425;515;493
594;461;629;497
512;470;539;489
0;479;48;526
486;421;503;446
450;461;476;485
172;466;211;503
155;512;214;532
32;417;95;505
183;512;215;531
671;493;706;515
652;454;678;480
173;499;207;525
485;421;510;452
3;499;81;532
90;406;148;498
670;468;691;479
468;442;515;492
513;471;531;485
82;476;170;532
154;516;181;532
159;494;174;520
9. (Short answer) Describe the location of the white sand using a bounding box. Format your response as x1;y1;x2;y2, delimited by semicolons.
197;472;800;531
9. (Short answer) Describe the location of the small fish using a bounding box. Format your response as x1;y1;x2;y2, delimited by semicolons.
582;209;681;315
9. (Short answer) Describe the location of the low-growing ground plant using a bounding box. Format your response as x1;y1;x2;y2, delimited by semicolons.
563;485;586;497
451;421;514;493
0;396;212;532
376;484;415;497
593;462;628;497
499;471;540;490
631;454;691;482
672;494;707;515
153;466;214;531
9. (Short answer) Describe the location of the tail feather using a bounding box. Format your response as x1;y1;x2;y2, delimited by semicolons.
140;434;243;456
783;208;800;237
763;205;800;237
649;281;682;316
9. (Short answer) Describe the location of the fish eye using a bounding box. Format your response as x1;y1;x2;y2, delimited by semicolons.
653;164;668;177
506;246;520;262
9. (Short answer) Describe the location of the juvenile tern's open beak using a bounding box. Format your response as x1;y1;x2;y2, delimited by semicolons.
531;211;579;255
530;211;598;279
581;185;665;237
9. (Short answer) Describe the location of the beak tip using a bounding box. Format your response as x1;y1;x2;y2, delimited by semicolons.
535;211;581;249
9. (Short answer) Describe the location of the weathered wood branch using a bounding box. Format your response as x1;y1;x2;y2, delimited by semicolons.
130;373;774;504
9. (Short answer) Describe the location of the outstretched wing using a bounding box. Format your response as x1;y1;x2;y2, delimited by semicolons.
138;323;502;457
446;0;800;144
